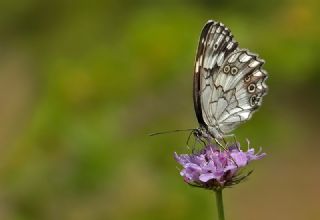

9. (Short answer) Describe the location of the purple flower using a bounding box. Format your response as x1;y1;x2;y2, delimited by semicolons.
174;143;266;190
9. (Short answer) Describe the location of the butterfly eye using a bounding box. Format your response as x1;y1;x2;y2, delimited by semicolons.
244;75;251;82
248;83;256;93
223;65;230;73
231;67;238;75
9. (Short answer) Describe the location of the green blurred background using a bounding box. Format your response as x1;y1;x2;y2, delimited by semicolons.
0;0;319;219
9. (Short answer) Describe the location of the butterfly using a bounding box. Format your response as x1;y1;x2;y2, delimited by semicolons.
193;20;268;142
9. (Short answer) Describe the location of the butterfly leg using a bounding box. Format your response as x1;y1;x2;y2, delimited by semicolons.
186;130;194;150
226;134;241;150
233;135;241;150
222;137;228;147
199;137;207;147
222;133;236;141
233;135;238;144
222;133;240;148
192;134;200;154
192;129;207;147
214;138;227;151
228;135;240;166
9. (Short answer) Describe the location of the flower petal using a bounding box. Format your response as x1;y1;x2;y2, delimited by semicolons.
231;151;248;167
199;173;216;182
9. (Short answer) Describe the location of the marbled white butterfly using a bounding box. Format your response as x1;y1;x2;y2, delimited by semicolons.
193;20;268;142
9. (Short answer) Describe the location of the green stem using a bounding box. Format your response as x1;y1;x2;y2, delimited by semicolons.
215;189;225;220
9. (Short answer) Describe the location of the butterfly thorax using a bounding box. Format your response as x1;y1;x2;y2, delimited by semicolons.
194;125;223;141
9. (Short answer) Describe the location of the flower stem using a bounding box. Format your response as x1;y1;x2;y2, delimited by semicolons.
215;189;225;220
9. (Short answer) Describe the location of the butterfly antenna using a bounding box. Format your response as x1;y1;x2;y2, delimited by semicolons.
148;129;195;136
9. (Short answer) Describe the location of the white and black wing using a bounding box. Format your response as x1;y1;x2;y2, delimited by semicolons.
193;20;268;138
193;21;238;132
213;49;268;134
193;20;238;136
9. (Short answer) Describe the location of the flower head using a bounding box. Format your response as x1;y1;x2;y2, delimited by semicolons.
174;142;266;190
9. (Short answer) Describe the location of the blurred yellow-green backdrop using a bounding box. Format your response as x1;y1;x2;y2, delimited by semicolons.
0;0;320;219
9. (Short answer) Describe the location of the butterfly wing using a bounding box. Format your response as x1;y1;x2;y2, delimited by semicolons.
213;49;268;134
193;21;214;128
193;21;238;134
193;20;268;138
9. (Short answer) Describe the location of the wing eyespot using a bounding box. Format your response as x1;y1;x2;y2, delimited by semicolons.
244;75;251;82
223;65;230;73
250;95;258;106
247;83;256;93
231;67;238;75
